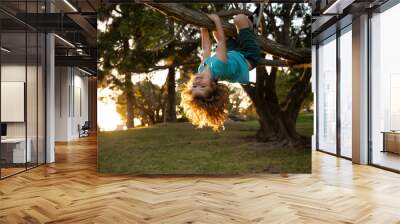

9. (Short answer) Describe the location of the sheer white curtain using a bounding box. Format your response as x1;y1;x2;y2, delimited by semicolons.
318;37;337;154
340;29;352;158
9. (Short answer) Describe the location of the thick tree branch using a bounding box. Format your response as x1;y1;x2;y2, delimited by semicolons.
130;62;198;74
258;58;289;67
145;3;310;64
216;9;253;17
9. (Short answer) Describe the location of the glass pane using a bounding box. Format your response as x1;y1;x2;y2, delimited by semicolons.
340;28;352;158
27;31;38;169
317;36;337;154
1;30;27;177
38;32;45;165
0;1;29;32
0;0;46;178
371;4;400;171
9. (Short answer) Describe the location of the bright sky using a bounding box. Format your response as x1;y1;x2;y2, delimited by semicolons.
97;88;124;131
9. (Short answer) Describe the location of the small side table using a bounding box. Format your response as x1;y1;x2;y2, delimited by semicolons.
381;131;400;154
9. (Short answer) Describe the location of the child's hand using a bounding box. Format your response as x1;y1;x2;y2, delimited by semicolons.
207;14;220;22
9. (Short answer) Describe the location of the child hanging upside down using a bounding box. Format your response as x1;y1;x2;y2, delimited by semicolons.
181;13;261;130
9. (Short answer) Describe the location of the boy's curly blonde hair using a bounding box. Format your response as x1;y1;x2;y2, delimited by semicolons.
181;77;229;131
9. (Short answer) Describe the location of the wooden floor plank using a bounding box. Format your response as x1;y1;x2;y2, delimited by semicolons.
0;135;399;223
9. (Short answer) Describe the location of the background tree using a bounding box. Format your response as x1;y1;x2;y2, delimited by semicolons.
135;79;165;125
99;4;200;126
98;4;169;128
115;78;166;127
227;86;246;117
242;4;312;146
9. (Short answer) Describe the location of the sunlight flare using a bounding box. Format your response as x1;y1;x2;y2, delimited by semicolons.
97;88;125;131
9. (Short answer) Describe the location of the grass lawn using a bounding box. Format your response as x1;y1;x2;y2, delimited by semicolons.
98;113;313;175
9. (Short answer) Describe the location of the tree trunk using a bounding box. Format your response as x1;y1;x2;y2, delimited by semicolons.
242;66;310;148
164;66;177;122
255;103;302;145
125;74;135;128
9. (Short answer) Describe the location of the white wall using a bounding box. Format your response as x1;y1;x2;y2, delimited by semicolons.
72;72;89;138
1;65;39;138
55;66;69;141
1;63;46;164
55;67;89;141
1;65;26;141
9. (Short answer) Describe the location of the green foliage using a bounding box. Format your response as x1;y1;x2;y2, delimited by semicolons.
226;85;247;116
98;4;175;126
98;3;203;125
275;68;313;111
135;79;165;125
98;4;169;79
264;3;311;48
258;3;313;114
115;78;165;126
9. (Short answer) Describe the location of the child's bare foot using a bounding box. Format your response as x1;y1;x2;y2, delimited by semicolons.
233;14;251;33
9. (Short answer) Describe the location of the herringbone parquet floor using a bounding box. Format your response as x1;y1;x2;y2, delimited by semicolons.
1;135;400;224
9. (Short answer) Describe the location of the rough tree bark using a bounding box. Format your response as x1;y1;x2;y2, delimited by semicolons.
125;74;135;128
123;37;135;128
164;66;177;122
164;18;177;122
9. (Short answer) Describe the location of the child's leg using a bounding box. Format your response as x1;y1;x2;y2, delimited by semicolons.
233;14;261;69
226;38;238;52
233;14;251;32
213;15;251;53
247;17;254;31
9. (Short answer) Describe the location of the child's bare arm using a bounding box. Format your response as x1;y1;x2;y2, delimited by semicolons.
200;28;211;61
207;14;227;63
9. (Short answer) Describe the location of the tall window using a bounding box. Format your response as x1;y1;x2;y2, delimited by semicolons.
317;35;337;154
339;27;352;158
370;3;400;171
